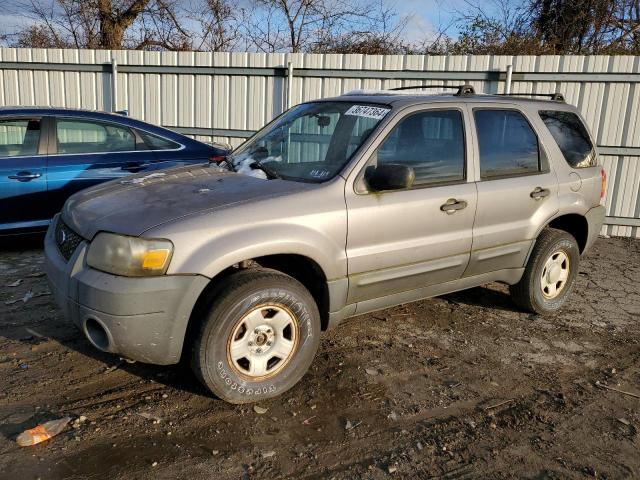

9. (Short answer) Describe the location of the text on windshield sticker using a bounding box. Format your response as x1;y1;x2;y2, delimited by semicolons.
345;105;390;120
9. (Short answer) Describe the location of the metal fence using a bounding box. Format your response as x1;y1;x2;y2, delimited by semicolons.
0;47;638;237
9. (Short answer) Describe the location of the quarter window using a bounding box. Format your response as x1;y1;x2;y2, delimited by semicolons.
539;110;596;168
139;131;180;150
373;110;466;186
0;119;40;157
474;110;540;178
56;119;135;154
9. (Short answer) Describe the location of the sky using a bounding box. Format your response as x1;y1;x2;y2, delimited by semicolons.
398;0;462;42
396;0;522;43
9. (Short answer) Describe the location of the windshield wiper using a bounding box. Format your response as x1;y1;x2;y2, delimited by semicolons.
250;160;281;179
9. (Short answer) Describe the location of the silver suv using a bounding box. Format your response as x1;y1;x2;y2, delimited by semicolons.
44;85;606;404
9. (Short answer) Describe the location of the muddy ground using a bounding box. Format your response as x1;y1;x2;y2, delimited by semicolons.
0;236;638;480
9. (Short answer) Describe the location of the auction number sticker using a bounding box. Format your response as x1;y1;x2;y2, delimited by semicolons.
345;105;390;120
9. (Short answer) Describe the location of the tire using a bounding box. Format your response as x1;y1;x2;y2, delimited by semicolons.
191;268;321;404
510;228;580;315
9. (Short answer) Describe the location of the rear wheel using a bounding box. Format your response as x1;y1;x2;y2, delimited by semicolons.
191;268;320;404
510;228;580;315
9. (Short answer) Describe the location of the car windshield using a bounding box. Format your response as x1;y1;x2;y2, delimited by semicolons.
230;101;391;182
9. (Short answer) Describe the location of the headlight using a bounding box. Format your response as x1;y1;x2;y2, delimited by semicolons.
86;232;173;277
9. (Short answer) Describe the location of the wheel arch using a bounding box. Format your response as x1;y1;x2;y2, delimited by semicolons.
181;253;333;362
545;213;589;253
254;254;330;329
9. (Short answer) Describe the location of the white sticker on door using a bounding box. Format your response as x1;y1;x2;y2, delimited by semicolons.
344;105;390;120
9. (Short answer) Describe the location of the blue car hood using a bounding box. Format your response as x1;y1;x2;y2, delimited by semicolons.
62;165;310;239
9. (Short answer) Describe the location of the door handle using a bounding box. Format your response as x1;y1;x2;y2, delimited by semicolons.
8;172;42;182
530;187;551;200
121;163;149;172
440;198;468;214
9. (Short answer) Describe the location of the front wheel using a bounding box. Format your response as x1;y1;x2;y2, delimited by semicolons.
191;268;320;404
510;228;580;315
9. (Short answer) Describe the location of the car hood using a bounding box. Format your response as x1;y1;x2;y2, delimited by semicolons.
62;165;311;239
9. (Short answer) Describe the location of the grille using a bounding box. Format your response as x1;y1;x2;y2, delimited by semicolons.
55;219;83;261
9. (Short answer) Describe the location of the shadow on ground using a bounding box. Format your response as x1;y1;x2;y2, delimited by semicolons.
443;284;524;313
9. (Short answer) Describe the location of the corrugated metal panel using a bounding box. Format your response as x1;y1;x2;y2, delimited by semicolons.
0;47;638;237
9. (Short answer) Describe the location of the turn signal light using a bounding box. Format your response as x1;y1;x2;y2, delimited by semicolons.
600;168;607;200
141;249;171;270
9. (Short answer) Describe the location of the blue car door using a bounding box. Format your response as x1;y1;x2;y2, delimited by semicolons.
46;116;156;218
0;117;49;232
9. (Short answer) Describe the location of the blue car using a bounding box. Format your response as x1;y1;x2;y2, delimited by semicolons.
0;107;228;235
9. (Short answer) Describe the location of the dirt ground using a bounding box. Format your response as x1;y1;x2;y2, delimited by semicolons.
0;236;638;480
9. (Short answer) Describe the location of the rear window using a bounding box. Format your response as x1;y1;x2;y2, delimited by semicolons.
539;110;596;168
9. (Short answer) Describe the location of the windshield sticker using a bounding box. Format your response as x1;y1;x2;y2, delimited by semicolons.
309;168;331;179
344;105;390;120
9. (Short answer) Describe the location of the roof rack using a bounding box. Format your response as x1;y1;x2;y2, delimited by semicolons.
496;92;565;102
389;84;476;96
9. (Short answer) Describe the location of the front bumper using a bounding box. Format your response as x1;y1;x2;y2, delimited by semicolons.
44;215;209;365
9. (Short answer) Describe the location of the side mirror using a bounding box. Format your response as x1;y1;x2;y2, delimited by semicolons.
365;163;415;192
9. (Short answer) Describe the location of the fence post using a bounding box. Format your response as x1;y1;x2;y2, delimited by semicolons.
505;64;513;94
287;61;294;109
111;58;118;112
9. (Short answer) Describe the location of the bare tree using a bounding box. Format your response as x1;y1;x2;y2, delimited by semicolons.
131;0;193;50
6;0;239;51
11;0;102;48
242;0;411;53
7;0;640;54
311;0;411;54
9;0;152;49
530;0;640;53
96;0;150;48
427;0;640;55
244;0;365;53
188;0;243;51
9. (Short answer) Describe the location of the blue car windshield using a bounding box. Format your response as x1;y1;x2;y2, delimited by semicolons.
231;101;390;182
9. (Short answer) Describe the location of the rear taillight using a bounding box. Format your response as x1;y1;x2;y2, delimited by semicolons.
209;155;227;164
600;168;607;200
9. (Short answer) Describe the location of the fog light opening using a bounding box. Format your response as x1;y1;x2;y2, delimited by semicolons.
85;318;110;351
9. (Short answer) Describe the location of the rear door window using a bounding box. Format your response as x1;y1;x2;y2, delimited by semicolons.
474;109;540;179
539;110;596;168
56;119;135;154
0;119;41;157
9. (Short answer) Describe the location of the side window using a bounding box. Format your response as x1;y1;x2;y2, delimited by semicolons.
474;110;540;179
56;119;135;154
539;110;596;168
0;119;40;157
373;110;465;186
139;131;181;150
